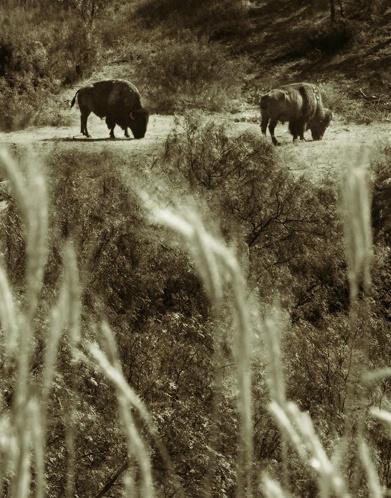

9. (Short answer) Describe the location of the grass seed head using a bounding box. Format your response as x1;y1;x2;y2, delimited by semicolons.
342;150;373;302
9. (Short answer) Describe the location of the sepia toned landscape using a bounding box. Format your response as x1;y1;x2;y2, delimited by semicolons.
0;0;391;497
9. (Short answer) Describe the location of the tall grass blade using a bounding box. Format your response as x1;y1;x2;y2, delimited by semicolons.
0;148;48;319
341;149;373;495
12;402;32;498
0;263;18;360
262;310;289;489
29;397;45;498
359;439;382;498
85;317;184;498
269;401;350;498
148;202;253;498
87;332;154;498
0;151;48;486
369;407;391;426
262;474;289;498
342;149;372;304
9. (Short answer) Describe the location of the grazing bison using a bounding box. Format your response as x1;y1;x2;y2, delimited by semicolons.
260;82;332;145
70;80;149;139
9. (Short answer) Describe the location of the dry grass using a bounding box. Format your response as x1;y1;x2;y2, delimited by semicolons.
0;145;389;497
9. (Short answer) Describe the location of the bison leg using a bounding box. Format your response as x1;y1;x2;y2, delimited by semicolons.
289;119;306;143
106;116;116;139
80;109;91;137
124;128;130;138
289;120;297;140
261;114;269;136
268;119;280;146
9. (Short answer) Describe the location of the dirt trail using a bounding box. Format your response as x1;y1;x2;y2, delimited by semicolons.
0;111;389;183
232;113;390;181
278;118;391;181
0;114;176;158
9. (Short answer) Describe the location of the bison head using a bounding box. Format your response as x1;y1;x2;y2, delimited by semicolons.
129;108;149;139
309;109;333;141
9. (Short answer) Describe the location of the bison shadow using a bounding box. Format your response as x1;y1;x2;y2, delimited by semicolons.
43;136;137;142
272;137;319;146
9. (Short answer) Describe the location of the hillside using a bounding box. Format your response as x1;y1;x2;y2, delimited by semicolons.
245;0;391;88
1;0;391;126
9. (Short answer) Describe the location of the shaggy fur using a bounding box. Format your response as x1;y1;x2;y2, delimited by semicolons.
260;82;332;145
71;80;149;139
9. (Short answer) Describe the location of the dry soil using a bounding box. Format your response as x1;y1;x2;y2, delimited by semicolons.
0;106;389;185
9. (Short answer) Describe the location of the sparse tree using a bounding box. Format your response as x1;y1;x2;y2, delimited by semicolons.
329;0;344;23
60;0;111;27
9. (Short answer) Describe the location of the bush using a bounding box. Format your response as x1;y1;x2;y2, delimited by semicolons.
136;0;250;40
319;80;389;124
307;19;355;54
130;34;252;113
158;112;342;306
161;111;275;190
0;3;99;130
371;142;391;245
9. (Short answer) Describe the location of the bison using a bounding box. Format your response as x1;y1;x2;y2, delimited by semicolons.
260;82;332;146
70;80;149;139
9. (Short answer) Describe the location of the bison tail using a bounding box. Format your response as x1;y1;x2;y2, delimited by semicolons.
298;86;309;117
70;90;80;109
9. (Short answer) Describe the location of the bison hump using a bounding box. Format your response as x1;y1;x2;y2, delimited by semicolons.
260;88;287;108
107;80;142;110
260;94;269;109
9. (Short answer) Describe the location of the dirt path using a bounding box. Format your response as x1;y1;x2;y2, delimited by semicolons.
278;118;391;181
0;114;176;157
0;111;389;183
231;113;391;181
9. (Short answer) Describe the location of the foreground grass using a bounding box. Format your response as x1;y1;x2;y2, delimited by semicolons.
0;139;390;497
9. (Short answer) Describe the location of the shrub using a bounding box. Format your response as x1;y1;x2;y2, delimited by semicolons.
136;0;250;40
159;112;341;304
59;0;111;27
0;3;99;130
371;142;391;245
307;19;355;54
319;80;389;124
131;34;252;113
48;20;99;84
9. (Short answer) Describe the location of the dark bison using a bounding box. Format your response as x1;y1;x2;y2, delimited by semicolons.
260;82;332;145
70;80;149;139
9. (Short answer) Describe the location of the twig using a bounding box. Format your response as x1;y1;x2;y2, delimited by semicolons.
94;461;129;498
359;88;378;100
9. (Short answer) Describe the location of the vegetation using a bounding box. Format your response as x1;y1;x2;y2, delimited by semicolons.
1;117;391;496
0;0;391;497
1;0;390;128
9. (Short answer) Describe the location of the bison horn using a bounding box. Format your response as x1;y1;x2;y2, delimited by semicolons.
129;112;134;120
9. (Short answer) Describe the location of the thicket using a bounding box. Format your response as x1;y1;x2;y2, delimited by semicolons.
135;0;251;40
158;113;342;307
97;0;254;113
0;0;104;130
124;33;252;113
1;119;391;496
